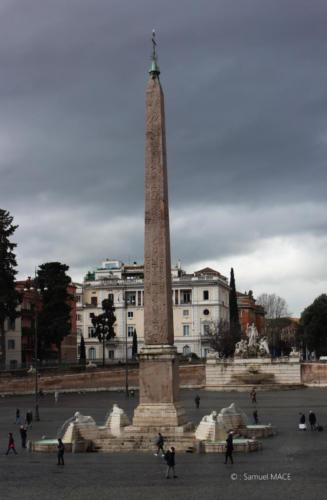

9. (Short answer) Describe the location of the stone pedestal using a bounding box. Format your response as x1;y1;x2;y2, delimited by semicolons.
133;345;187;427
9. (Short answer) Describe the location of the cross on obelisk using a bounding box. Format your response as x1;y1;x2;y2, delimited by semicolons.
133;32;187;427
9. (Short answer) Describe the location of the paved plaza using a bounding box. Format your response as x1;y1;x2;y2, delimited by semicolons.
0;388;326;500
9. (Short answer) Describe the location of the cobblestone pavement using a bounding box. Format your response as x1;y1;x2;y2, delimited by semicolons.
0;388;326;500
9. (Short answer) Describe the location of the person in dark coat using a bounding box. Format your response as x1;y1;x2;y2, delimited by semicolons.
165;446;177;478
26;410;33;426
253;409;259;425
194;395;200;409
5;433;18;455
20;426;27;448
154;432;165;456
15;409;20;425
57;438;65;465
250;388;257;404
224;431;234;464
309;411;317;431
299;412;306;430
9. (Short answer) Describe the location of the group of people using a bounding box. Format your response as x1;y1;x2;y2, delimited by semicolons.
4;408;31;454
299;410;320;431
154;433;177;479
154;427;235;474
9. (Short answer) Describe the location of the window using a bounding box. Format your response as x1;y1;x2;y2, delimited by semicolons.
203;309;210;316
76;328;82;336
8;339;15;350
204;348;210;358
183;310;189;317
181;290;191;304
88;327;95;338
126;291;136;305
174;290;179;305
128;326;135;337
183;325;190;337
76;295;81;303
183;345;191;356
203;324;210;336
76;314;82;322
91;296;98;306
137;291;142;306
8;318;15;330
203;290;209;300
108;350;115;360
88;348;96;360
10;360;17;369
128;311;134;318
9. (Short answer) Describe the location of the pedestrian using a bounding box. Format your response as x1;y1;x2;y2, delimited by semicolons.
5;433;18;455
57;438;65;466
20;425;27;448
154;432;165;457
26;410;33;426
250;388;257;404
299;412;306;431
54;391;59;404
15;408;20;425
309;410;317;431
224;431;234;464
253;409;259;425
194;394;200;409
164;446;177;478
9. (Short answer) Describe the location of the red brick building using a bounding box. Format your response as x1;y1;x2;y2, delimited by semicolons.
237;290;266;335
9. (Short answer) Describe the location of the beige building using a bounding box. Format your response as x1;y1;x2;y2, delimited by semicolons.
4;315;22;369
76;260;229;362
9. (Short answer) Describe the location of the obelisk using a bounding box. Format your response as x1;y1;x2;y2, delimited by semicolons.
133;32;187;427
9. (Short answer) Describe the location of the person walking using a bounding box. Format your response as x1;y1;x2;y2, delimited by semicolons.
54;391;59;404
194;395;200;409
15;409;20;425
299;412;306;431
20;425;27;448
5;433;18;455
253;409;259;425
57;438;65;466
26;410;33;426
154;432;165;457
250;388;257;404
224;431;234;464
309;410;317;431
165;446;177;479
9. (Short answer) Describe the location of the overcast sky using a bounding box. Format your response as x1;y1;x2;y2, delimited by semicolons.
1;0;326;316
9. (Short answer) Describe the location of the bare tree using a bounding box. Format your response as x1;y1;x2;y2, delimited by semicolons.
256;293;289;319
207;319;235;358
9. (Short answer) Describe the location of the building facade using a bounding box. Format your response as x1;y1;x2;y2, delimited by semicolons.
76;260;230;361
237;290;266;335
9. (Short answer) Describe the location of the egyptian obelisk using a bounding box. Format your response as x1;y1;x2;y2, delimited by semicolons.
133;32;187;427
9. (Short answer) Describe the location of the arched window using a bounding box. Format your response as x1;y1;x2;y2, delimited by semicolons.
88;347;96;360
183;345;191;356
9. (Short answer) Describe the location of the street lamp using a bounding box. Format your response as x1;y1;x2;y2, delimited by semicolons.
125;324;129;398
24;277;47;422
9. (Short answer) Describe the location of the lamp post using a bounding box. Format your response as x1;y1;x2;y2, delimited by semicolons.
24;276;47;422
125;324;129;398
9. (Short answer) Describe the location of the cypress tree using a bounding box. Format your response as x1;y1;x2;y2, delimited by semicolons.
0;209;21;367
79;334;86;365
132;329;138;358
229;268;241;346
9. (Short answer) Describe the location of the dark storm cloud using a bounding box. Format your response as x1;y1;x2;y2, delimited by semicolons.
0;0;327;314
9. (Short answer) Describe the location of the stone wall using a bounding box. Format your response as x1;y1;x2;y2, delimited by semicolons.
206;357;302;390
301;363;327;385
0;363;205;395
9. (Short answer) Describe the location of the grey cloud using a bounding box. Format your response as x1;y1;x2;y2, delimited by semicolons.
0;0;327;315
